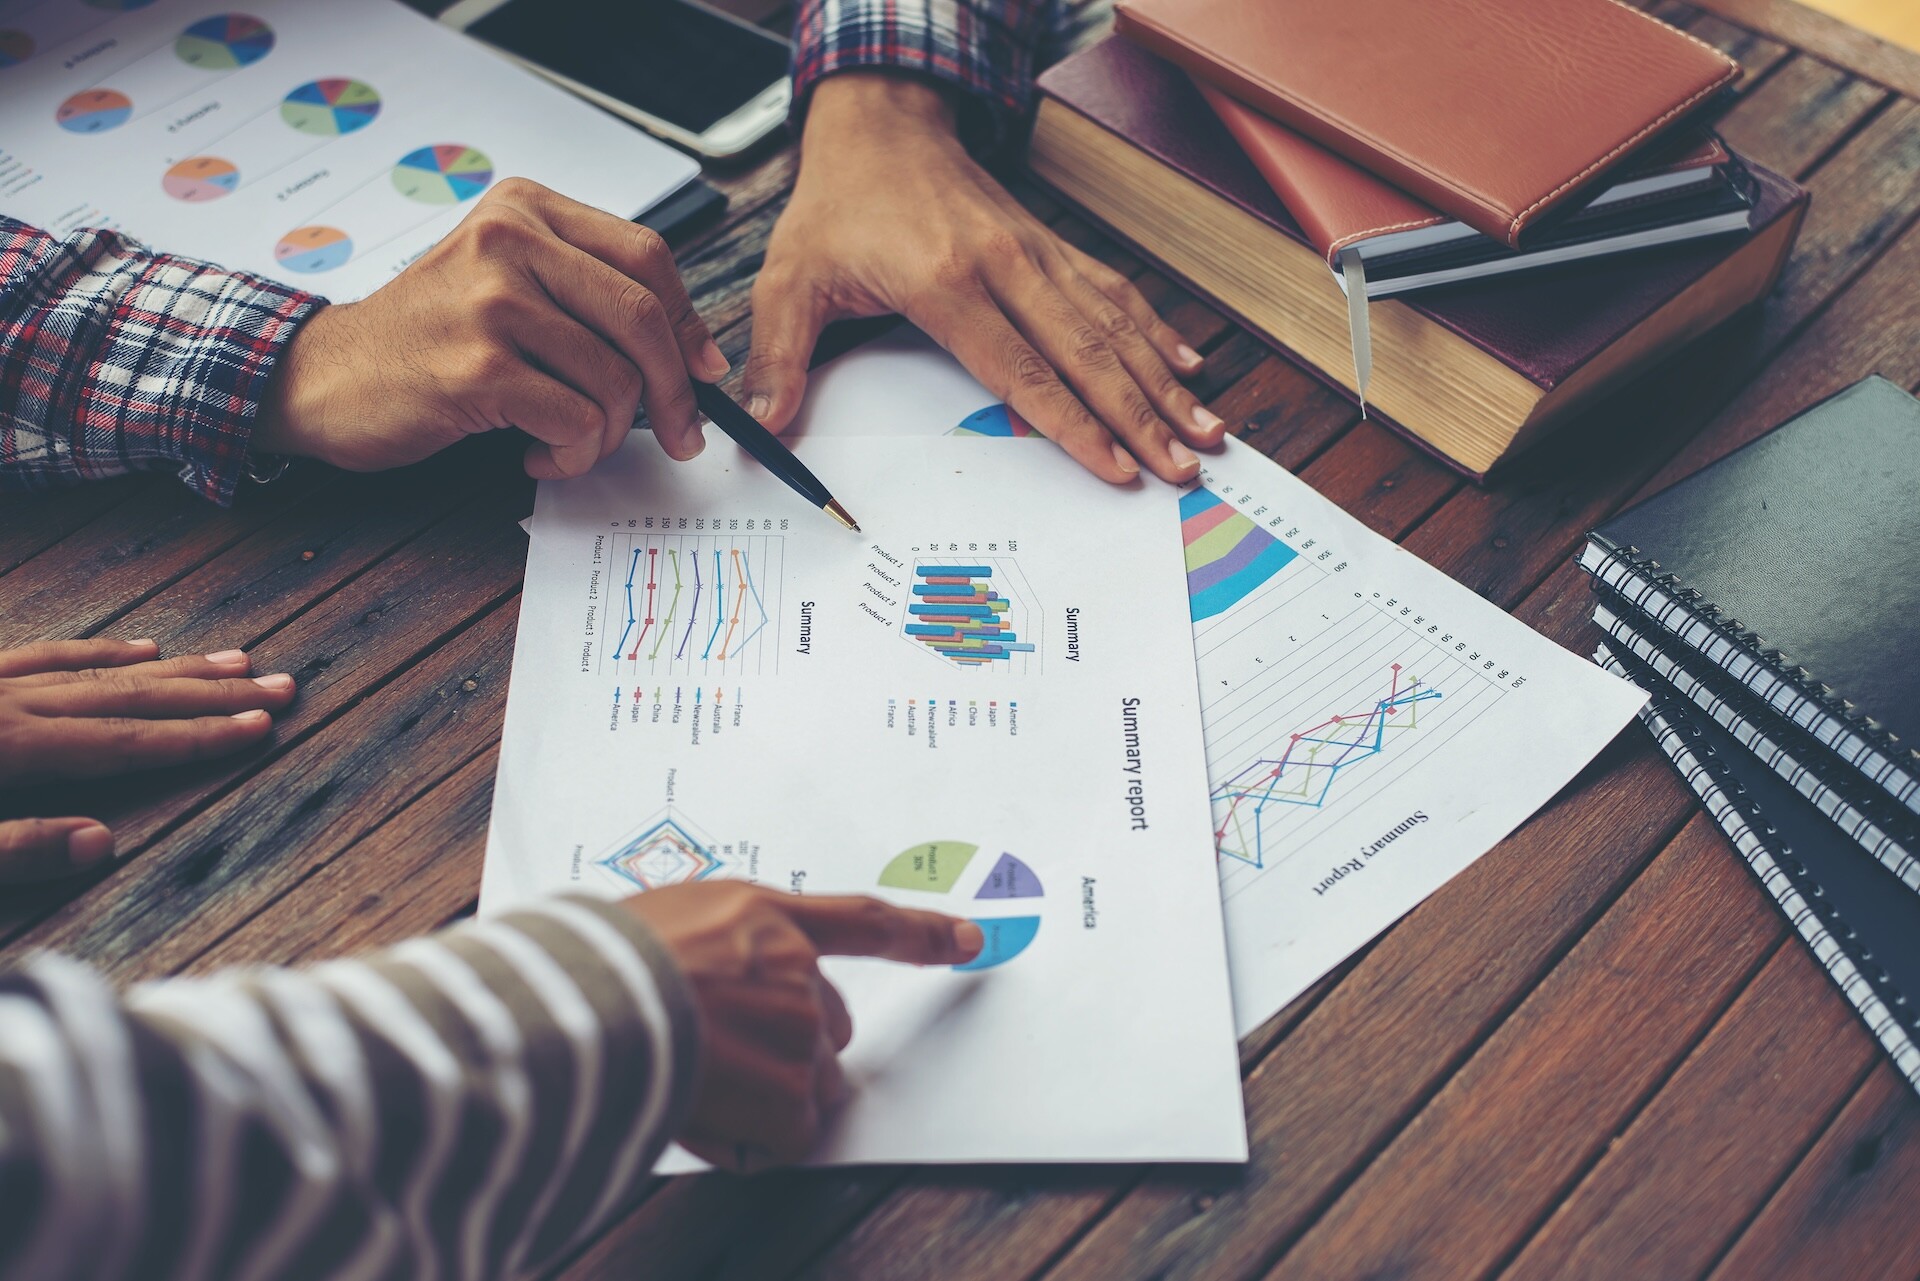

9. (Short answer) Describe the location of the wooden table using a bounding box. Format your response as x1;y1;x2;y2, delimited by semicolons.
4;0;1919;1275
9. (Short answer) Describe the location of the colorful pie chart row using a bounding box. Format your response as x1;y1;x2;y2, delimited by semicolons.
878;841;1043;970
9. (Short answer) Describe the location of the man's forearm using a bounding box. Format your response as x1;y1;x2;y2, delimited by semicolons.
0;217;321;506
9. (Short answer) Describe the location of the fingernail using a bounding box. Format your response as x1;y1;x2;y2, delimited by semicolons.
230;709;270;724
1110;441;1140;475
67;824;114;868
1176;343;1204;370
701;339;730;378
253;673;294;692
128;638;157;648
1192;406;1226;437
954;920;984;957
1168;439;1199;471
206;649;246;664
745;395;771;422
681;428;706;460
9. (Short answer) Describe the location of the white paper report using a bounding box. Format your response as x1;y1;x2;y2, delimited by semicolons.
485;435;1248;1166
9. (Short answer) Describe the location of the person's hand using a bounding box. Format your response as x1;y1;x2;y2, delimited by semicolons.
256;178;731;480
0;639;295;883
745;71;1226;484
626;882;983;1170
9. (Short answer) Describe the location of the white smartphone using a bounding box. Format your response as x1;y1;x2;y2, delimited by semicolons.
441;0;793;161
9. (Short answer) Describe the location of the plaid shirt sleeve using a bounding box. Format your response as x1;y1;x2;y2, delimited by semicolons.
791;0;1058;151
0;216;324;507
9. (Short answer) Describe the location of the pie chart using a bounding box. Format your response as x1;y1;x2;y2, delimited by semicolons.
0;30;34;67
391;144;493;205
275;226;353;275
281;79;381;137
56;89;132;134
175;15;274;70
951;404;1039;438
163;156;240;202
878;841;1043;970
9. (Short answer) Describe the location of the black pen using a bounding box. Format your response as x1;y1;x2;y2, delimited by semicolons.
690;381;861;533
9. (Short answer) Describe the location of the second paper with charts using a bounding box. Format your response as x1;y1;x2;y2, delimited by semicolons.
0;0;697;300
488;429;1249;1166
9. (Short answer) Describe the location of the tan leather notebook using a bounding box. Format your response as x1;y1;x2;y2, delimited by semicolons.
1114;0;1740;247
1200;82;1738;284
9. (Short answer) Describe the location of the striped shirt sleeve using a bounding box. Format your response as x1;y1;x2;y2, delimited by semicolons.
0;215;323;507
0;895;698;1281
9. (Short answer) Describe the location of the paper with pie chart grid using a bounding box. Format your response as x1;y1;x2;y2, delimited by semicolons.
792;330;1649;1036
484;433;1247;1166
0;0;696;301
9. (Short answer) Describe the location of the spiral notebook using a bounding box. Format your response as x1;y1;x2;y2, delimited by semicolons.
1592;594;1920;889
1599;640;1920;1096
1579;376;1920;819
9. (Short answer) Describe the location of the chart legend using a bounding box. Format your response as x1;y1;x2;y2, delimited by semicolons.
902;560;1037;672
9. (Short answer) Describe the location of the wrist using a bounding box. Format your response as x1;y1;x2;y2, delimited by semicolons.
253;304;340;465
804;70;960;147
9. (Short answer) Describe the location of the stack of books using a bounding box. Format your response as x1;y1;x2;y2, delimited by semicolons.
1026;0;1810;479
1574;377;1920;1094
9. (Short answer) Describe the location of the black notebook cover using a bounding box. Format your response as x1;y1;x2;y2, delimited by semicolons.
1601;641;1920;1092
1593;375;1920;763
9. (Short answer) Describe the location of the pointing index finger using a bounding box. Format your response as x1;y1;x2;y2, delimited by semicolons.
784;895;984;967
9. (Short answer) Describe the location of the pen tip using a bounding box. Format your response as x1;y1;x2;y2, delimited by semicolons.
825;499;860;533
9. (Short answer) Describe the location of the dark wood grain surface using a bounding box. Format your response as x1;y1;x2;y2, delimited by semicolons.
5;0;1919;1276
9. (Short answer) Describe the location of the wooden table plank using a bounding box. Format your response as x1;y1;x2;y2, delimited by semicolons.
1500;942;1879;1281
1707;1063;1920;1278
1688;0;1920;97
1265;817;1786;1279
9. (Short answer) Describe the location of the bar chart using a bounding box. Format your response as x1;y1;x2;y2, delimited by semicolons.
902;560;1039;673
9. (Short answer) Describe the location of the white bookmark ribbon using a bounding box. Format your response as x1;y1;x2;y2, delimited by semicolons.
1340;250;1372;418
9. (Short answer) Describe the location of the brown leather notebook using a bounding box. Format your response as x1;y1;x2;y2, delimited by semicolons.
1200;83;1749;296
1113;0;1740;247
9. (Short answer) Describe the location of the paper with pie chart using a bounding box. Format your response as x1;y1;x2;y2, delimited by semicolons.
483;430;1247;1167
0;0;697;300
788;329;1649;1036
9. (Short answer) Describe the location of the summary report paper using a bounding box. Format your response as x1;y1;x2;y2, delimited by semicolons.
793;331;1650;1035
0;0;696;300
484;435;1248;1166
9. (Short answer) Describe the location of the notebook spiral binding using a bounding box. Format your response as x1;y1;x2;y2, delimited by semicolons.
1582;535;1920;811
1602;539;1887;737
1616;667;1920;1094
1592;590;1920;887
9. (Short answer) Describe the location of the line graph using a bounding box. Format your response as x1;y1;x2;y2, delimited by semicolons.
1213;663;1442;867
1201;591;1508;890
599;534;781;677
